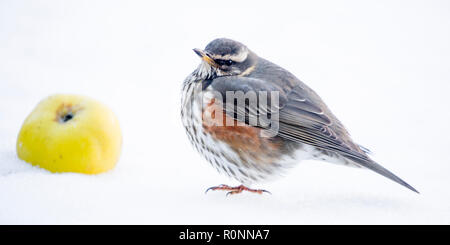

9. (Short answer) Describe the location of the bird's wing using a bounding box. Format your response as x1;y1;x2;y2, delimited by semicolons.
208;76;419;193
209;76;364;159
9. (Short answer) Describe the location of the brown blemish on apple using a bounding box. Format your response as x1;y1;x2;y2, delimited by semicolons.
55;103;83;123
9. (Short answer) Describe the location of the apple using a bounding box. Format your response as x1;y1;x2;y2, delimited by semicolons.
16;94;122;174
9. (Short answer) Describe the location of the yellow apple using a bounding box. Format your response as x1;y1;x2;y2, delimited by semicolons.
16;94;122;174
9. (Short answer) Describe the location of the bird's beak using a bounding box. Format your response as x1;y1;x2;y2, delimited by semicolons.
193;48;217;67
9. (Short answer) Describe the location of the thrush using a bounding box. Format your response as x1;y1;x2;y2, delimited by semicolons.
181;38;418;195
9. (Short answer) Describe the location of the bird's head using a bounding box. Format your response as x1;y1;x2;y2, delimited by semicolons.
193;38;257;79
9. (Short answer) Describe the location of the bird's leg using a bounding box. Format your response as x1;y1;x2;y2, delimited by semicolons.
205;184;271;196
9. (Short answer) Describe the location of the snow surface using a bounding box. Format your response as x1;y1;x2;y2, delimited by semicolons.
1;0;450;224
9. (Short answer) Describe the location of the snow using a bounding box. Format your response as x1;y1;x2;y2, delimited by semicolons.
1;0;450;224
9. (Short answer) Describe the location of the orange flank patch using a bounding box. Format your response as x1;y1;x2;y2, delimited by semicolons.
202;98;281;162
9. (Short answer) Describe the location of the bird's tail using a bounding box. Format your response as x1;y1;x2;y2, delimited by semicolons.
346;155;419;194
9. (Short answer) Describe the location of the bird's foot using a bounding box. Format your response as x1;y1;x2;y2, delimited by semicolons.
205;184;271;196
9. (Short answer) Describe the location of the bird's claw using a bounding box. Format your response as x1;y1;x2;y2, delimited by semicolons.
205;184;229;194
205;184;271;196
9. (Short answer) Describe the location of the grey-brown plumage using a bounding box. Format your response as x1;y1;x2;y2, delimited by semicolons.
181;38;418;194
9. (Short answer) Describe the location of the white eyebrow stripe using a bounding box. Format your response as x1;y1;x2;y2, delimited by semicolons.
210;48;248;62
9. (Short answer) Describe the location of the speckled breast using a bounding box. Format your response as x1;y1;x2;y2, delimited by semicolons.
181;76;304;185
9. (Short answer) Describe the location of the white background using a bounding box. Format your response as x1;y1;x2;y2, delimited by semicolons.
1;0;449;224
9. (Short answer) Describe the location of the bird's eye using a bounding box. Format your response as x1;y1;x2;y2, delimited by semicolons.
215;59;235;66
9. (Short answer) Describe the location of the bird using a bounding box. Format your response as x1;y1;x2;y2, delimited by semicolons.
181;38;418;195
